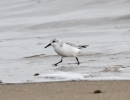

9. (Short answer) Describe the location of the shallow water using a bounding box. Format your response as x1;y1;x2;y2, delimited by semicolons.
0;0;130;83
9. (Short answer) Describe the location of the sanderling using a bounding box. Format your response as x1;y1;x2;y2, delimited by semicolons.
45;39;89;66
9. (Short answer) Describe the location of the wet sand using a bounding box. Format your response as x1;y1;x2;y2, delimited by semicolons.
0;81;130;100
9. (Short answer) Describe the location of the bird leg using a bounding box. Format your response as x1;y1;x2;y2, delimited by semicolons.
54;58;62;66
75;57;80;65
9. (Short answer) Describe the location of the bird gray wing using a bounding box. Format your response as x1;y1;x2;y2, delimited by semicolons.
78;45;89;49
65;42;89;49
65;42;78;48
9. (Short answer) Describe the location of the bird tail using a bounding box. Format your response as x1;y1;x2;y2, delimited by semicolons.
78;45;89;49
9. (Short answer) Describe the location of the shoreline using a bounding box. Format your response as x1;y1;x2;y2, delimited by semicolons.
0;79;130;85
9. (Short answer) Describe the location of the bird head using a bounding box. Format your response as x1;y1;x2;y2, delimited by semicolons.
45;39;59;48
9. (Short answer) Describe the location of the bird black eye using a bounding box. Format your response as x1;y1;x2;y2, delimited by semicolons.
53;41;55;43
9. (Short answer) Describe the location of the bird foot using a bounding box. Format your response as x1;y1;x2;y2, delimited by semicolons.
55;64;57;66
52;64;57;67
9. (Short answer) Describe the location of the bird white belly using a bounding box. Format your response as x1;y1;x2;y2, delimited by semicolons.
53;44;80;57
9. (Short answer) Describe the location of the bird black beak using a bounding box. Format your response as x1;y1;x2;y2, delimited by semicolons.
45;43;51;48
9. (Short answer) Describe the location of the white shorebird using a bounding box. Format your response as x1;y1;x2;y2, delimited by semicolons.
45;39;89;66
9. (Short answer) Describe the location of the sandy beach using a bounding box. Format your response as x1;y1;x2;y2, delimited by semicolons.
0;81;130;100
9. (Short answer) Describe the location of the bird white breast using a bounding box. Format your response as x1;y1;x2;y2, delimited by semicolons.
53;43;80;57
